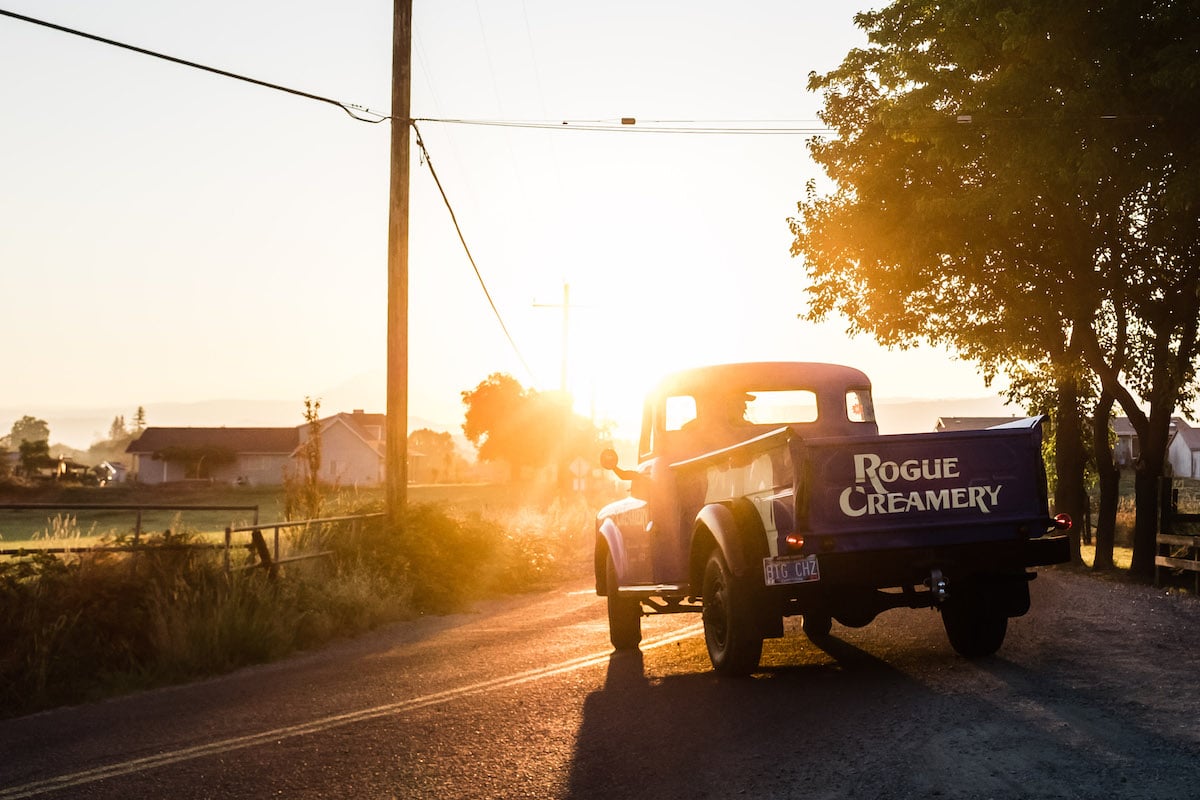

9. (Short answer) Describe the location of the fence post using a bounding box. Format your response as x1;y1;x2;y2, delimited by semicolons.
274;525;280;562
224;526;232;574
134;508;143;544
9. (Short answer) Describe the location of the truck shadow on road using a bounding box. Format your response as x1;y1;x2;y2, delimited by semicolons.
562;631;1192;800
563;635;927;799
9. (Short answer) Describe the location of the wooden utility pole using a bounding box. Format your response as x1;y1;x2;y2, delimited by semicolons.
533;282;571;393
386;0;412;519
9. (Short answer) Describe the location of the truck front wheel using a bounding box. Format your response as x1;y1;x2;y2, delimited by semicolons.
606;552;642;650
701;549;763;675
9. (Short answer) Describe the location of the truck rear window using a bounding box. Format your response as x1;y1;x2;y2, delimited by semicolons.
846;389;875;423
744;390;818;424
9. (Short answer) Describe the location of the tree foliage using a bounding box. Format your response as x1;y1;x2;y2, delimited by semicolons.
283;397;324;520
461;373;606;483
791;0;1200;577
408;428;465;483
9;416;50;449
18;439;51;475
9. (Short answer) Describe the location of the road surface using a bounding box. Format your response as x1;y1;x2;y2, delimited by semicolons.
1;567;1198;799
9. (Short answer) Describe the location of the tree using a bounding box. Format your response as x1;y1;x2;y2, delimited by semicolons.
108;416;127;442
461;373;605;486
790;0;1200;576
133;406;147;433
284;397;324;519
408;428;461;483
10;416;50;449
18;439;51;476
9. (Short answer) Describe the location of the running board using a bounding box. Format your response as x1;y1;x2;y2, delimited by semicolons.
616;584;688;598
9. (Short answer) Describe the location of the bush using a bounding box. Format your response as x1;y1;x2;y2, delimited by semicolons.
0;493;590;719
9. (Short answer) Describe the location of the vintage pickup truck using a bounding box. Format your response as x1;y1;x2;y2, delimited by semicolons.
595;362;1070;674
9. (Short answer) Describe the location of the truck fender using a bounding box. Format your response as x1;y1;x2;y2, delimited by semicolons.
691;500;781;639
595;516;627;595
692;499;768;581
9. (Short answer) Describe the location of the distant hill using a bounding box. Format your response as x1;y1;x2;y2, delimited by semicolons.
0;399;454;453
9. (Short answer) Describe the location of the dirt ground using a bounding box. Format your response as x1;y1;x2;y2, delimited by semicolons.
824;564;1200;800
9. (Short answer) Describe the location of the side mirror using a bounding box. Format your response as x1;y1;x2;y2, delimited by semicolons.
600;447;638;482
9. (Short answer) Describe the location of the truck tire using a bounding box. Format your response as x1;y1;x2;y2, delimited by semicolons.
802;613;833;639
606;552;642;650
701;549;763;675
940;593;1007;658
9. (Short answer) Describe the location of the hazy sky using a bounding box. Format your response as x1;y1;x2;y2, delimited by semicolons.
1;1;1010;446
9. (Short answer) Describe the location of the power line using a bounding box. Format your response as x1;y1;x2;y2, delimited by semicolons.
411;121;537;383
0;8;389;123
413;117;837;135
3;6;540;382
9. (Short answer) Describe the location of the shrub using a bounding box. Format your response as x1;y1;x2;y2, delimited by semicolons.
0;492;588;718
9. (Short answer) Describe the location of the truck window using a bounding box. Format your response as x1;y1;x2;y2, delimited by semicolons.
664;395;698;431
846;389;875;423
744;390;818;424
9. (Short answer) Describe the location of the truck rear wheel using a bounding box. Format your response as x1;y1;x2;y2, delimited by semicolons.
702;549;763;675
606;552;642;650
941;593;1007;658
802;613;833;639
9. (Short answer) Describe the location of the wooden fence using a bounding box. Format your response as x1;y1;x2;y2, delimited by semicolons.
226;513;385;577
1156;478;1200;593
1;503;384;577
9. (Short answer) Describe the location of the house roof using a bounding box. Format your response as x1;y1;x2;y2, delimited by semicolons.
1112;417;1200;451
332;411;386;441
935;416;1018;432
1112;417;1137;436
1172;417;1200;451
291;411;387;459
126;427;299;455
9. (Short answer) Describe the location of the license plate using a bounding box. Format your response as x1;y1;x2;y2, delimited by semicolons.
763;555;821;586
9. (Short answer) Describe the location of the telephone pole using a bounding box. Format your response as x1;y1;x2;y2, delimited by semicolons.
386;0;412;519
533;282;571;394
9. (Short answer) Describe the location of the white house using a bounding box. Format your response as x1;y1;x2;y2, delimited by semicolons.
1112;417;1200;478
295;410;386;487
1167;418;1200;479
125;427;300;485
125;411;401;486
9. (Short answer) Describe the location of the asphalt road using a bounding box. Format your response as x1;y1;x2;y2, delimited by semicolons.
2;567;1198;800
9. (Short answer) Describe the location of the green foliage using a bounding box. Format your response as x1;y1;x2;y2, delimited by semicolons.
0;486;591;718
792;0;1200;578
18;439;51;476
461;372;608;482
9;416;50;449
408;428;469;483
283;397;324;520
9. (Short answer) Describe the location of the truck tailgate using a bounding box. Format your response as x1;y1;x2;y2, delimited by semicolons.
795;426;1052;552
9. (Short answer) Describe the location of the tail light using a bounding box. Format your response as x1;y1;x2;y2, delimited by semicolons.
785;533;805;552
1053;513;1072;531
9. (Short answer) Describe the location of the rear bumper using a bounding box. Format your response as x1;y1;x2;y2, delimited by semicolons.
781;535;1070;592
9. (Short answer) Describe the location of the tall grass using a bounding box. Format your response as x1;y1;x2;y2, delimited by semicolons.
0;491;603;719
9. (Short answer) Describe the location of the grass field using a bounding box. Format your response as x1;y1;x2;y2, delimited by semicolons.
0;483;519;548
0;480;604;718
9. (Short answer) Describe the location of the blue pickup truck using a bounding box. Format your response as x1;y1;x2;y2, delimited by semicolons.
596;362;1070;674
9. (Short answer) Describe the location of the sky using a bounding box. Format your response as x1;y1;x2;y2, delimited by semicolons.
0;1;1014;449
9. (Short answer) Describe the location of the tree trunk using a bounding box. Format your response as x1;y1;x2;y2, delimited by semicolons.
1053;377;1089;564
1129;399;1173;580
1091;392;1118;571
